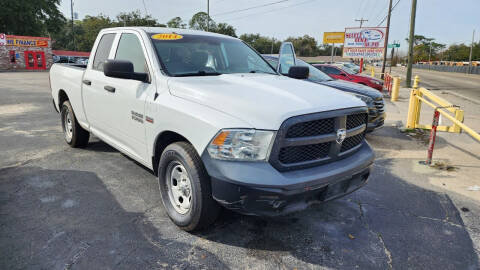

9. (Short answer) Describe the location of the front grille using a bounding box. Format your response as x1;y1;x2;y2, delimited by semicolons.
347;113;366;130
341;133;364;152
374;98;385;113
286;118;334;138
279;142;330;164
269;108;368;171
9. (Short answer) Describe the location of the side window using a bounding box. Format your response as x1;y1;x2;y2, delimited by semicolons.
92;33;115;71
115;33;147;73
326;67;341;75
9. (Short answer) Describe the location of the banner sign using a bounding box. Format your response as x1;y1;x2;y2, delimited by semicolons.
343;27;386;59
323;32;345;44
343;48;384;59
0;33;6;46
4;35;50;47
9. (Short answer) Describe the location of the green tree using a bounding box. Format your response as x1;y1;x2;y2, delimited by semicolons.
167;17;186;29
211;23;237;37
189;12;214;31
239;34;280;54
115;10;164;27
0;0;66;36
285;35;320;56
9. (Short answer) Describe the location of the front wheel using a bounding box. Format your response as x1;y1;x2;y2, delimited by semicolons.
61;100;89;148
158;142;220;231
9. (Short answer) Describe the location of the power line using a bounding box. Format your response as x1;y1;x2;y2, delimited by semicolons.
377;0;401;26
220;0;317;22
213;0;290;17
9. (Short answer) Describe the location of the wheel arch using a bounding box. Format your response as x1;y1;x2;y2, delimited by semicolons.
58;89;69;108
152;130;193;176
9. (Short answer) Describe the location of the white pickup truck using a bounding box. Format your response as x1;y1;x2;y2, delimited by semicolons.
50;27;374;231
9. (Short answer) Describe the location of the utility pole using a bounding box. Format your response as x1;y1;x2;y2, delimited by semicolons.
389;40;395;73
331;44;335;63
207;0;210;32
355;18;368;72
428;42;432;70
406;0;417;88
355;18;368;28
270;37;275;54
468;29;475;74
70;0;76;50
381;0;393;79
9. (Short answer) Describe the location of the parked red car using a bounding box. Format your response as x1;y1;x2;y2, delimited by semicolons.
313;64;384;91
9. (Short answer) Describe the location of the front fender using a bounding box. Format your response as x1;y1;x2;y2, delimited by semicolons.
145;93;253;165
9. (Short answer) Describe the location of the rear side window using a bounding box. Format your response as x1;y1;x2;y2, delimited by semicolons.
115;33;147;73
325;66;342;75
92;33;115;71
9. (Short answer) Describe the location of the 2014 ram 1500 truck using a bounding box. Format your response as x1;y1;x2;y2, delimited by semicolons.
50;27;374;231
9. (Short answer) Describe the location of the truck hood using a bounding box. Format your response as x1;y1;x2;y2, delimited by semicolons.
320;79;383;99
167;73;365;130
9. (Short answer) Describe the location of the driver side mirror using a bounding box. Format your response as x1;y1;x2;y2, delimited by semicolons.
287;66;309;79
339;73;347;76
103;59;149;82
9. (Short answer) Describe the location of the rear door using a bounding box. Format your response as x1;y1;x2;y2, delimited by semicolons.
82;32;117;138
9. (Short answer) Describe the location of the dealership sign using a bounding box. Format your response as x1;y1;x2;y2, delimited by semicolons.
343;27;387;59
323;32;345;44
0;33;6;46
1;35;50;47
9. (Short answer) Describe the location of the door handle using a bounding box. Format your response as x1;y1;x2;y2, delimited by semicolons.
82;79;91;85
104;85;116;93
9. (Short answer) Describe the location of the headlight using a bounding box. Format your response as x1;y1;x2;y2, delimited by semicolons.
207;129;275;161
348;93;373;105
370;79;381;85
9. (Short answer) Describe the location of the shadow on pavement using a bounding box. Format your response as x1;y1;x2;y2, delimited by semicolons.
0;166;228;270
194;158;479;269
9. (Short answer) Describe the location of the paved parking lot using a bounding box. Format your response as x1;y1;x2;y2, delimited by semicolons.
1;72;479;269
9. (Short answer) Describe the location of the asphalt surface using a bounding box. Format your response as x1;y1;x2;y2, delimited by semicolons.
388;67;480;102
1;72;479;269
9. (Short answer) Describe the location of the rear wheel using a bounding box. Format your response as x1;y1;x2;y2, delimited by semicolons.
61;100;89;148
158;142;220;231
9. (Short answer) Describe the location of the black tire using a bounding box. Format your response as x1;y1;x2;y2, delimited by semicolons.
158;142;220;231
60;100;90;148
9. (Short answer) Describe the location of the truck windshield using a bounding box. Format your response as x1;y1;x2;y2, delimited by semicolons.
149;33;277;77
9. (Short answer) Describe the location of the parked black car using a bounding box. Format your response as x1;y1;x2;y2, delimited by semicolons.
263;55;385;132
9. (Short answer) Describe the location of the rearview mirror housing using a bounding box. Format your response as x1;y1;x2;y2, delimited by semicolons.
103;59;149;82
287;66;309;79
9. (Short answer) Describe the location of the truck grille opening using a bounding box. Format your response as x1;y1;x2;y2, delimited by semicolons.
286;118;335;138
269;109;368;171
374;97;385;113
278;142;330;164
340;133;364;152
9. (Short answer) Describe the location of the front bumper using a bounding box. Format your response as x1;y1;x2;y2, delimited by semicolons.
202;141;374;216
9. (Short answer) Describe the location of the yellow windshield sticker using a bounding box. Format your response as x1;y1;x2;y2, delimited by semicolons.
151;33;183;40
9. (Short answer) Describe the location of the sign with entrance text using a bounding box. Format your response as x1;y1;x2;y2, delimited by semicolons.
4;35;50;47
343;27;386;59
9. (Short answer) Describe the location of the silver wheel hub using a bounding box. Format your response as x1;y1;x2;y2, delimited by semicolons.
63;110;73;141
167;163;192;214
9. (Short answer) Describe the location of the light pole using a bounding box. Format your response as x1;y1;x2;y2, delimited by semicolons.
468;30;475;74
71;0;76;50
207;0;210;31
381;0;393;79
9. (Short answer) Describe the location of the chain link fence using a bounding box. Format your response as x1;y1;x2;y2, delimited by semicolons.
413;64;480;75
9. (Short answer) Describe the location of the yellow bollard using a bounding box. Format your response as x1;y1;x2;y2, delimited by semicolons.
371;67;375;77
406;89;419;129
391;76;401;102
413;75;420;89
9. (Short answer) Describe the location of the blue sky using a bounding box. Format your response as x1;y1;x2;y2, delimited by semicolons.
59;0;479;53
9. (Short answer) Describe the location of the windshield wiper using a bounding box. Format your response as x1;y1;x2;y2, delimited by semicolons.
174;71;222;77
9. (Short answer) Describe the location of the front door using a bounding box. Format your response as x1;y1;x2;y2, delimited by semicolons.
24;51;46;70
